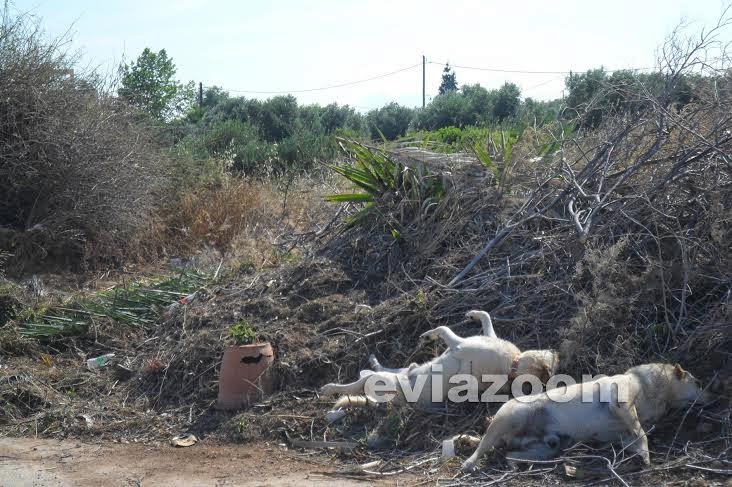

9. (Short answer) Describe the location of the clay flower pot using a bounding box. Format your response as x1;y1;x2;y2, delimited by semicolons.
217;342;275;410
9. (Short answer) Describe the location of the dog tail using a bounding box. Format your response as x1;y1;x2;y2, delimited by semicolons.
333;395;375;409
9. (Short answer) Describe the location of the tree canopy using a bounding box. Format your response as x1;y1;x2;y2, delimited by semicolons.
119;48;193;120
438;63;458;95
493;82;521;122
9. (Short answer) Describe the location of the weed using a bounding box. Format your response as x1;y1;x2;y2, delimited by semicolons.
229;320;257;345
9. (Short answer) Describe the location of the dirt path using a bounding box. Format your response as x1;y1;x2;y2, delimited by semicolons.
0;437;413;486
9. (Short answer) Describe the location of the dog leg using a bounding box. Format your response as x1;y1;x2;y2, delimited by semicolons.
368;354;409;374
420;326;464;351
466;310;497;339
462;409;522;472
609;401;650;465
320;375;370;396
368;354;383;370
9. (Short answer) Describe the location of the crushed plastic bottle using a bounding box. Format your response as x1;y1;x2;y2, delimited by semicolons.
86;353;115;371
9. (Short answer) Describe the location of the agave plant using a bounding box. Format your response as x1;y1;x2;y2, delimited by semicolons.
325;138;445;230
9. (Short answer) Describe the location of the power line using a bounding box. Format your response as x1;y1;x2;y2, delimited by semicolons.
210;58;655;98
522;76;566;92
429;60;653;75
429;61;566;75
224;63;422;94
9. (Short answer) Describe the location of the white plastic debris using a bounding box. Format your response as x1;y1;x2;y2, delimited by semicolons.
86;353;115;371
336;460;382;474
170;433;198;447
325;408;347;424
76;414;94;428
353;304;372;314
441;439;455;460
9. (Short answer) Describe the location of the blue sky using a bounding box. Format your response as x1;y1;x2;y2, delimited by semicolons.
18;0;729;111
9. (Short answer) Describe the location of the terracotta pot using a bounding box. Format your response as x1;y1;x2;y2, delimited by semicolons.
217;342;275;410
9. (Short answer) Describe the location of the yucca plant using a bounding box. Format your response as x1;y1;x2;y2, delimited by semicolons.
325;138;445;230
472;129;523;193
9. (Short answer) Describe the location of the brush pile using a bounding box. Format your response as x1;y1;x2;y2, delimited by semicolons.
134;21;732;483
0;12;172;274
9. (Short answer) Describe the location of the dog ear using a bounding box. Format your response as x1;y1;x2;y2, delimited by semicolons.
540;365;551;384
674;363;685;379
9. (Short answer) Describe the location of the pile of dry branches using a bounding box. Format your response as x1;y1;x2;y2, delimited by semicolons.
0;11;172;273
322;15;731;378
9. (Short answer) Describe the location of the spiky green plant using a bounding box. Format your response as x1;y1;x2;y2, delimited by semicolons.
18;270;207;338
472;129;523;192
325;138;445;229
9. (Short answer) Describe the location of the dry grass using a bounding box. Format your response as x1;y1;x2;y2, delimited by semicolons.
127;170;338;271
173;179;271;249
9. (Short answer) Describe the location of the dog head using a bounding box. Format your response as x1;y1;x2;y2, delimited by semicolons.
668;363;714;407
516;350;559;384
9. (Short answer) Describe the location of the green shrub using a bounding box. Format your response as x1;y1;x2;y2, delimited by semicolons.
365;103;414;140
434;126;463;145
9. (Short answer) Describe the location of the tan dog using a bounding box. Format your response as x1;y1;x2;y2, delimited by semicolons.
461;363;713;472
320;310;559;409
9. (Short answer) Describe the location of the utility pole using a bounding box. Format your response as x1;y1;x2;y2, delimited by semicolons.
422;55;426;108
198;82;203;109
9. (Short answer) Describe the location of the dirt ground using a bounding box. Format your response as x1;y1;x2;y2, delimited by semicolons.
0;437;415;487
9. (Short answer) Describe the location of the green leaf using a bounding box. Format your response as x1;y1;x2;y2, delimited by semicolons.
474;143;500;182
323;193;374;203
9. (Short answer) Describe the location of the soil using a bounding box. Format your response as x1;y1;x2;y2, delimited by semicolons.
0;437;412;486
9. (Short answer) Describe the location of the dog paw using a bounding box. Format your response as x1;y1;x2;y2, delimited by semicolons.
419;329;437;341
641;452;651;466
368;354;379;368
461;458;478;473
465;310;481;321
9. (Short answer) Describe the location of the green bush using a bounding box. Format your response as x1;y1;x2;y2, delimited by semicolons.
434;126;463;145
325;138;445;229
365;103;414;140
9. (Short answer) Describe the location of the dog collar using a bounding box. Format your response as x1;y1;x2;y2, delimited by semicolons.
509;354;521;380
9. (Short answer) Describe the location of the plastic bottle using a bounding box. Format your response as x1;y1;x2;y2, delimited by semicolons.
86;353;115;371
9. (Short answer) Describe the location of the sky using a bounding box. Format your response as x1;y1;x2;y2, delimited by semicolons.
17;0;730;111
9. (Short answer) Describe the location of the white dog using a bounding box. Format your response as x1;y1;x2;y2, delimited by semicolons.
320;310;559;409
461;363;713;472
